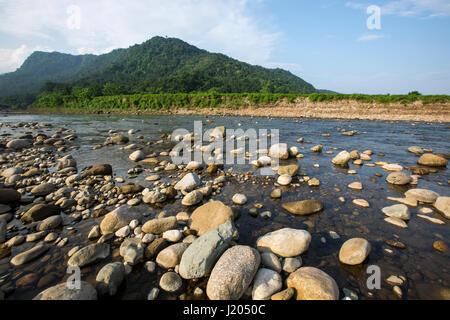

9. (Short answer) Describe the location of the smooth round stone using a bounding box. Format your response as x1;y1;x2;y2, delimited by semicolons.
156;243;190;269
332;151;351;166
282;200;323;216
189;201;234;236
287;267;339;300
159;272;182;292
256;228;311;257
277;174;292;186
270;189;282;199
252;268;283;300
186;161;202;170
95;262;125;296
382;204;410;220
127;198;141;206
339;238;371;265
232;193;247;205
348;182;362;190
33;281;97;300
282;257;302;273
382;164;403;172
434;197;450;219
386;172;412;185
145;174;161;182
353;199;370;208
162;230;183;242
181;190;203;206
384;217;408;228
307;178;320;187
115;225;131;238
417;154;448;167
261;252;282;273
277;164;299;176
268;143;289;160
405;189;439;204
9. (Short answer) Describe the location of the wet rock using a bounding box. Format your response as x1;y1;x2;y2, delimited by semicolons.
0;188;21;204
282;257;302;273
0;218;5;243
433;240;447;253
96;262;125;296
179;221;235;279
348;182;362;190
107;134;129;145
417;154;447;167
30;183;56;197
382;204;410;220
252;268;282;300
385;240;406;249
405;189;439;204
68;243;110;268
269;143;289;160
207;246;260;300
310;145;322;153
384;217;408;229
339;238;371;265
278;164;299;176
386;172;412;185
159;272;182;293
82;164;113;177
287;267;339;300
270;189;282;199
156;243;190;269
22;204;61;223
256;228;311;258
332;151;351;166
408;146;424;155
174;173;201;192
434;197;450;219
100;206;142;234
277;174;292;186
37;215;62;231
129;150;145;162
11;243;50;266
120;238;144;265
353;199;370;208
182;190;203;206
1;167;23;177
189;201;234;236
120;184;144;195
143;190;166;204
232;193;247;205
26;231;47;242
282;199;323;216
33;281;97;300
142;217;177;234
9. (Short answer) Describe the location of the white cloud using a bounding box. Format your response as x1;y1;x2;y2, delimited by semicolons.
0;0;283;73
346;0;450;17
357;34;386;41
0;44;52;74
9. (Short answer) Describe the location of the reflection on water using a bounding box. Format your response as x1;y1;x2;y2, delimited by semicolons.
1;113;449;300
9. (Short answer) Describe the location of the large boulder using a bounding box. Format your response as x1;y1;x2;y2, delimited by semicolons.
256;228;311;258
67;243;110;268
179;221;235;279
142;216;177;234
96;262;125;296
207;245;260;300
339;238;371;265
21;204;61;223
33;281;97;300
100;206;142;235
189;201;234;236
417;154;447;167
0;188;21;204
282;200;323;216
287;267;339;300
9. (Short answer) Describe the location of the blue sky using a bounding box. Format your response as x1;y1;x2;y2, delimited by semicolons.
0;0;449;94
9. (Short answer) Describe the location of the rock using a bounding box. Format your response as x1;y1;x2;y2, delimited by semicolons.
385;240;406;249
252;268;282;300
145;174;161;182
162;230;183;242
120;238;144;265
120;184;144;194
417;154;448;167
271;288;295;300
277;175;292;186
405;189;439;204
382;164;403;172
0;218;5;243
232;193;247;205
277;164;299;176
156;243;190;269
142;216;177;234
96;262;125;296
129;150;145;162
433;240;447;253
1;167;23;177
115;225;131;238
11;243;50;266
0;188;21;204
310;145;322;153
107;134;129;145
408;146;424;155
147;288;160;300
339;238;371;265
387;196;417;207
386;172;412;185
44;233;58;242
283;257;302;273
31;183;56;197
261;252;282;273
269;143;289;160
179;221;235;279
182;190;203;206
145;238;168;259
21;204;61;223
82;164;113;177
159;272;182;292
332;151;351;166
384;217;408;229
26;231;47;242
186;161;202;170
88;226;101;240
100;206;142;235
6;139;31;149
36;215;62;231
348;182;362;190
0;204;11;215
282;200;323;216
190;201;234;236
417;214;445;225
353;199;370;208
270;189;282;199
174;173;201;192
68;243;110;268
256;228;311;257
382;204;410;220
207;246;260;300
142;190;166;204
33;281;97;300
287;267;339;300
434;197;450;219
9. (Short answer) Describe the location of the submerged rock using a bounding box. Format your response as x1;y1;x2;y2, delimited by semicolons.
96;262;125;296
287;267;339;300
282;200;323;216
339;238;371;265
417;154;447;167
68;243;110;268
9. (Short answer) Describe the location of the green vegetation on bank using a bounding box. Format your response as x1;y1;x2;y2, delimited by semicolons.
31;91;450;112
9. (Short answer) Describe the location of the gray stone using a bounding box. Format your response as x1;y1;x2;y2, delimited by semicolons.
405;189;439;204
256;228;311;258
159;272;182;293
21;204;61;223
68;243;110;268
100;206;142;234
120;238;144;265
382;204;410;220
11;243;50;266
33;281;97;300
386;172;412;185
37;215;62;231
174;173;201;191
252;268;283;300
96;262;125;296
31;183;57;197
142;216;177;234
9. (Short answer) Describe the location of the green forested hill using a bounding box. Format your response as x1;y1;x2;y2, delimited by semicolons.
0;36;317;107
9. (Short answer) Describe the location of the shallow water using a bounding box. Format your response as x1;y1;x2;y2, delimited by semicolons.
1;113;449;300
